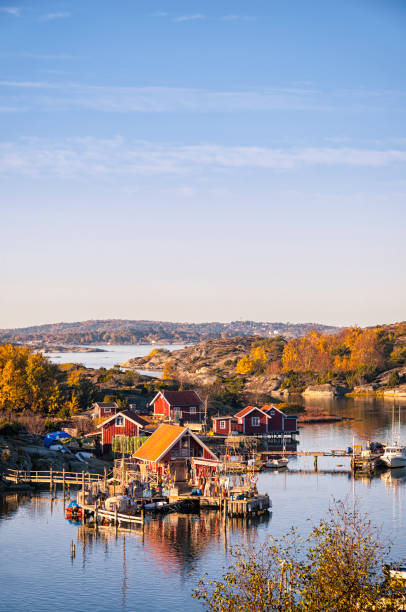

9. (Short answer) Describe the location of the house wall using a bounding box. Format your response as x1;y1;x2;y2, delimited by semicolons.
153;396;170;419
213;419;232;434
175;406;202;423
102;417;141;453
284;416;298;431
161;435;214;462
266;410;284;432
241;408;269;435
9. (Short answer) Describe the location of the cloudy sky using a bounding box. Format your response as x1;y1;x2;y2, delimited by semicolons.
1;0;405;328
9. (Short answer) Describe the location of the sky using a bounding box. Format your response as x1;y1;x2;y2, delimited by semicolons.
0;0;405;329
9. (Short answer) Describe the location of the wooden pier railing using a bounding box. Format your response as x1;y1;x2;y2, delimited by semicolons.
5;468;107;486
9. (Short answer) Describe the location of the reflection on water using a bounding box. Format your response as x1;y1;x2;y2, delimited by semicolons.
1;400;406;611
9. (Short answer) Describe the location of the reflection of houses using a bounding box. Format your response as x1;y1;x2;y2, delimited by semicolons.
91;401;119;419
97;410;149;454
133;424;218;481
212;404;298;436
150;391;203;425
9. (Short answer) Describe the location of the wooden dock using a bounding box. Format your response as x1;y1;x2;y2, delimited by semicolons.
5;468;107;487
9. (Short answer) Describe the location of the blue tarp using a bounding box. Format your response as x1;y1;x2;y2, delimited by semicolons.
44;431;72;447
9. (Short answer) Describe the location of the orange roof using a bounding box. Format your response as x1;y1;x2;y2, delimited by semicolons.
133;424;186;462
234;405;257;419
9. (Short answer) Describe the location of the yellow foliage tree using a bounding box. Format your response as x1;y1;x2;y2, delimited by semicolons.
236;356;254;375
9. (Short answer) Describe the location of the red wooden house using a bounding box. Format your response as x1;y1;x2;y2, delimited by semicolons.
97;410;149;454
150;390;204;424
133;424;219;481
213;404;299;436
212;415;242;435
261;404;298;432
91;401;119;419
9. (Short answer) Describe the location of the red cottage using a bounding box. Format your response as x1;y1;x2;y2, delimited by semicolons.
261;404;299;432
97;410;148;454
212;415;242;435
234;406;270;435
91;401;119;419
150;390;204;424
133;424;219;481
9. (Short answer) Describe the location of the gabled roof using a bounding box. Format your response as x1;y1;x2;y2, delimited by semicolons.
150;390;203;407
133;424;217;463
93;402;118;408
234;405;264;419
261;404;286;417
97;410;148;429
212;415;235;420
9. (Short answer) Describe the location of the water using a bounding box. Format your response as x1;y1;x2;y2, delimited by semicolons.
46;343;186;375
1;400;406;611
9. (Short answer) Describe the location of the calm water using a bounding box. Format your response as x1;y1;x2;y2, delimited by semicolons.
46;343;186;375
1;400;406;611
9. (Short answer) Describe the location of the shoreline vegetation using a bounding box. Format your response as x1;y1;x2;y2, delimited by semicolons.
121;321;406;404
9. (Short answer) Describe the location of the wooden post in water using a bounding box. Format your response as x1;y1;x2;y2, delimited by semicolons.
62;467;65;498
50;467;53;495
82;470;85;502
115;506;118;534
314;456;318;472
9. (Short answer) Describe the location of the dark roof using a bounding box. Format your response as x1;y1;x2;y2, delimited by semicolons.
212;415;235;420
121;410;149;427
160;390;203;407
93;402;118;408
97;410;149;429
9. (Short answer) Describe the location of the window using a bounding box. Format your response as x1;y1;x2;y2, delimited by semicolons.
251;416;260;427
220;420;226;429
115;416;124;427
270;410;275;416
190;406;197;414
104;408;111;413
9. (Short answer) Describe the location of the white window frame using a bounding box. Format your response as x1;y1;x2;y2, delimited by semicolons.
220;420;226;429
251;416;260;427
115;416;124;427
190;406;197;414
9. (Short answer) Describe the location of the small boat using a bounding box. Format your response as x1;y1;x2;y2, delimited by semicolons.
265;458;289;469
381;444;406;468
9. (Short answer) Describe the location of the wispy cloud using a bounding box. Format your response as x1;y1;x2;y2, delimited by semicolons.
40;12;71;21
0;6;20;16
1;79;404;115
0;137;405;179
172;14;205;23
221;14;255;22
151;11;168;17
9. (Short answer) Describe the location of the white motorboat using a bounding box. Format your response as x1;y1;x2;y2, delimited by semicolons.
381;444;406;468
265;458;289;469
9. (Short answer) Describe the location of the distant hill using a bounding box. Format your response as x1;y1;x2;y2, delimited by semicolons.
0;319;341;347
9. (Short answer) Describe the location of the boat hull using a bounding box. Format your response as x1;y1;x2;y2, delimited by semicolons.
382;456;406;468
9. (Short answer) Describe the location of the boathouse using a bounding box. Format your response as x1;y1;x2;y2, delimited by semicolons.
212;404;299;436
261;404;298;432
97;410;149;454
150;390;204;424
132;424;218;481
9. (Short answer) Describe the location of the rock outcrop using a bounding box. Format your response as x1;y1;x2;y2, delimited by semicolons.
302;383;343;398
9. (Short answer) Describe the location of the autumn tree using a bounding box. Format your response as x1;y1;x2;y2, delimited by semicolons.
0;344;62;414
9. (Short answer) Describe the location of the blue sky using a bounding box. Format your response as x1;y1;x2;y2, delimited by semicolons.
1;0;405;328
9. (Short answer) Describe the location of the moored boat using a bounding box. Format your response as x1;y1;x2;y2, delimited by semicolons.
265;457;289;469
381;444;406;468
